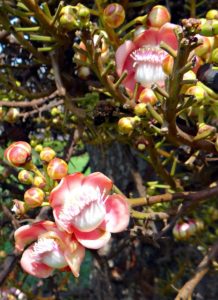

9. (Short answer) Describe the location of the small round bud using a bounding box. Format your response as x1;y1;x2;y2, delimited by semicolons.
162;54;174;75
4;141;32;167
135;137;149;151
173;219;197;241
40;147;56;162
18;170;33;185
24;187;45;208
118;117;134;134
51;107;61;116
185;85;206;102
147;5;171;28
103;3;125;29
5;107;19;123
47;158;68;180
134;103;147;116
77;66;91;79
11;200;27;216
33;176;46;189
138;88;158;105
195;35;213;57
34;144;43;153
206;9;218;20
59;6;78;31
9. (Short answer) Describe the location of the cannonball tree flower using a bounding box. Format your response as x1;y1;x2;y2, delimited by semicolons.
14;221;85;278
115;6;178;93
49;172;130;249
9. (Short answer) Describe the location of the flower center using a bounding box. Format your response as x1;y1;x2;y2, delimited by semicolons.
130;46;167;87
59;186;108;232
32;237;68;268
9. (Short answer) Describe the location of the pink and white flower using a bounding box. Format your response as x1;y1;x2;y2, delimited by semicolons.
14;221;85;278
49;172;130;249
115;9;178;92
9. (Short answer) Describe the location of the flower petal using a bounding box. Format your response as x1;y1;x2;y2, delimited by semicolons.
74;228;111;249
64;240;85;277
49;172;84;207
102;194;130;233
158;23;178;50
52;205;74;233
115;40;136;76
82;172;113;195
14;221;56;252
20;245;54;278
134;28;159;48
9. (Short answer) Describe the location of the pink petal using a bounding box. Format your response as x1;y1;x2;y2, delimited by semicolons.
53;205;74;233
122;72;137;93
158;23;178;50
20;245;54;278
102;194;130;233
49;173;84;207
15;221;56;252
82;172;113;195
64;240;85;277
134;28;159;48
115;40;136;76
74;228;111;249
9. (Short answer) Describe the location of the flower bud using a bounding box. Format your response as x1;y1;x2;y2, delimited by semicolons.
134;103;147;116
51;107;61;116
195;35;214;57
147;5;171;28
33;176;46;189
40;147;56;162
135;137;149;151
18;170;33;185
185;85;206;102
211;48;218;64
34;144;43;153
77;66;91;79
5;107;19;123
173;219;197;241
4;141;32;167
103;3;125;29
76;3;90;26
206;9;218;20
118;116;140;135
138;88;158;105
162;54;174;75
47;158;68;180
24;187;45;208
11;199;27;216
59;6;78;31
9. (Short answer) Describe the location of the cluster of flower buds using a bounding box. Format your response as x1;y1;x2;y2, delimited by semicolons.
4;141;130;279
173;219;204;241
59;3;90;31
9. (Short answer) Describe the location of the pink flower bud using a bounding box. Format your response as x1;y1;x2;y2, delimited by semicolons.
40;147;56;162
173;219;198;241
147;5;171;28
47;158;68;180
103;3;125;28
162;54;174;75
18;170;33;185
4;141;32;167
33;176;46;189
24;187;45;208
138;88;158;105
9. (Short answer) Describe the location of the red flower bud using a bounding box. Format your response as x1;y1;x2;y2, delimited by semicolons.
138;88;158;105
4;141;32;167
147;5;171;28
18;170;33;185
40;147;56;162
103;3;125;28
24;187;45;208
47;158;68;180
